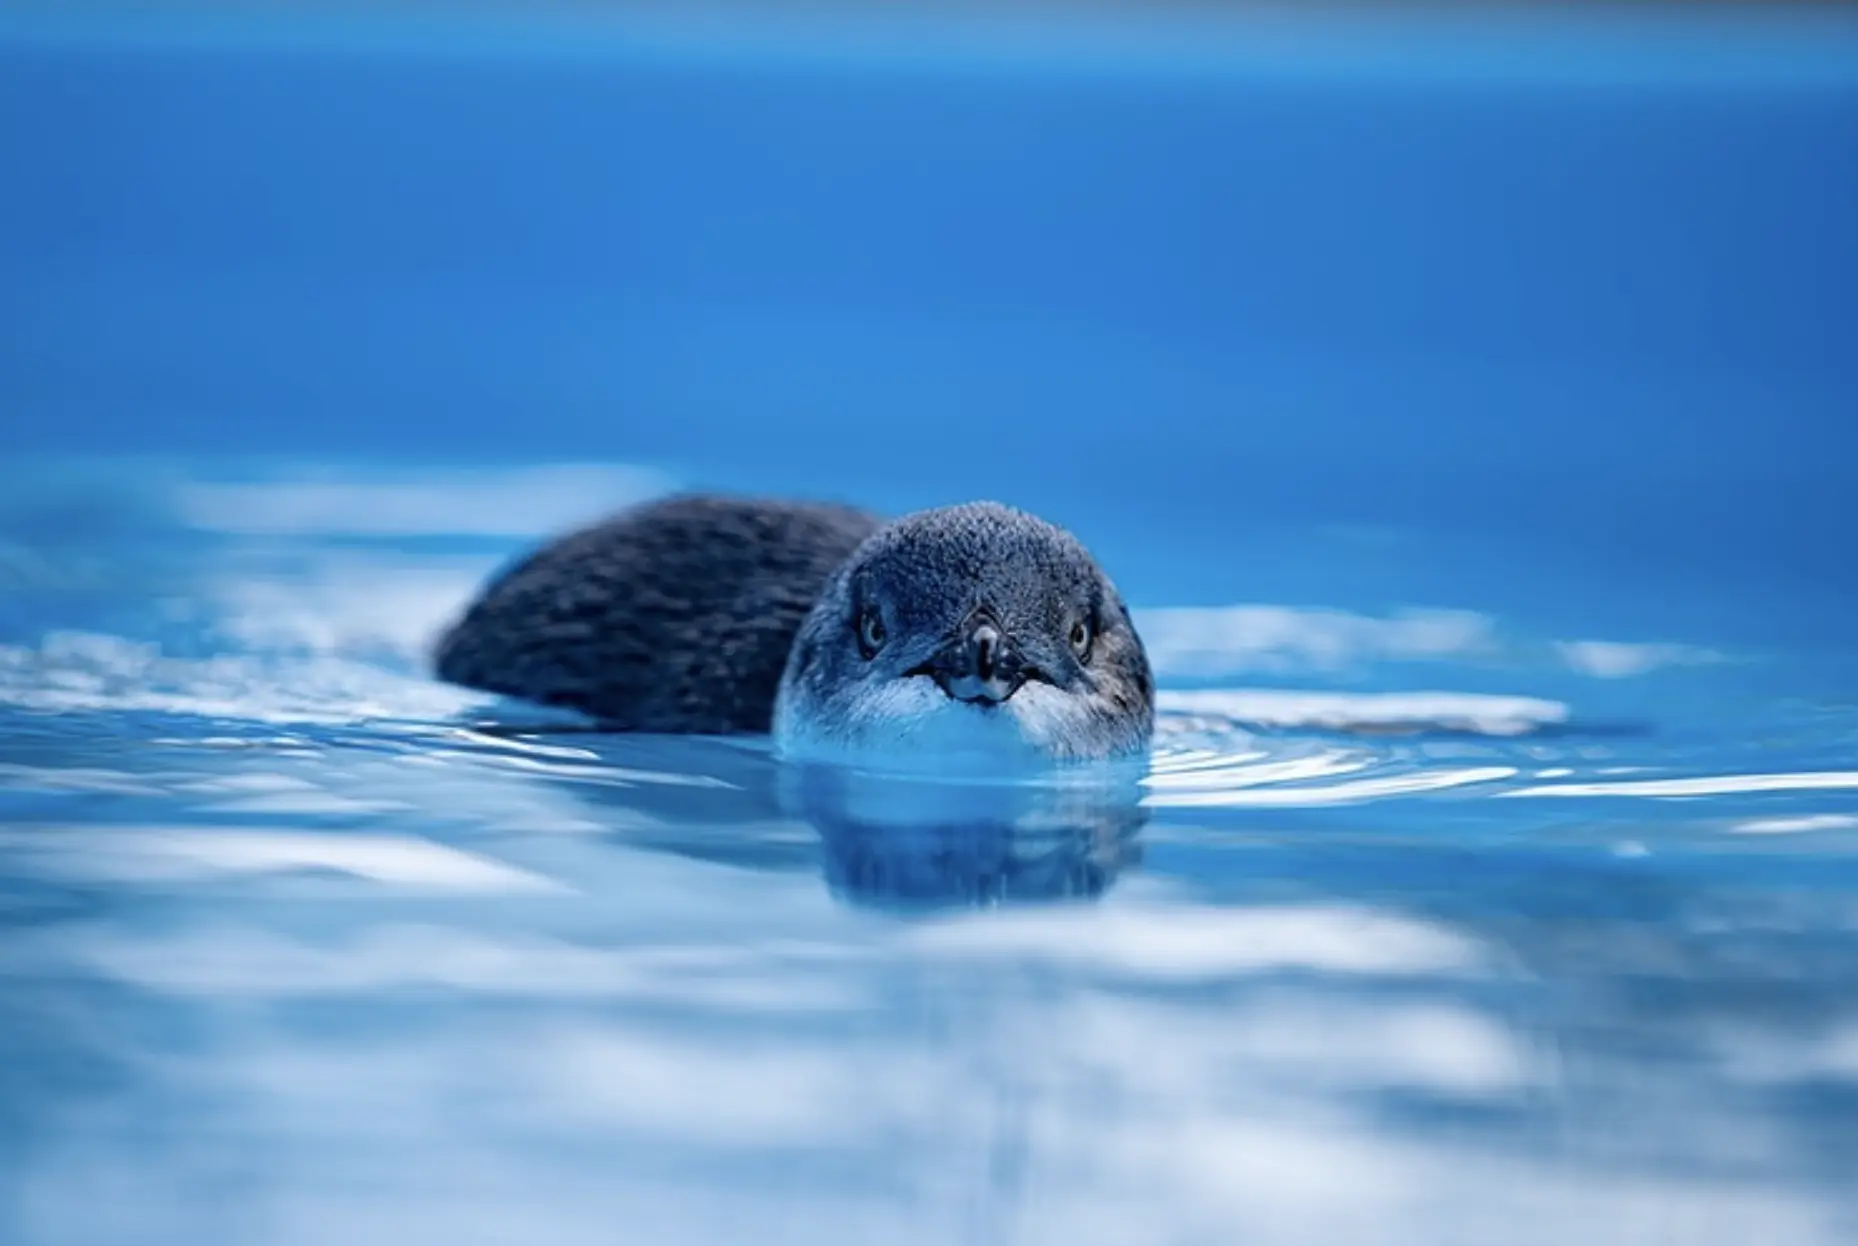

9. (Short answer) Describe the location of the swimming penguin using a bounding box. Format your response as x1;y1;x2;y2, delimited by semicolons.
434;495;1154;762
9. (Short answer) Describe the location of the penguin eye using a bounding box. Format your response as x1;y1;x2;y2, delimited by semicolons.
1069;618;1094;663
856;607;887;659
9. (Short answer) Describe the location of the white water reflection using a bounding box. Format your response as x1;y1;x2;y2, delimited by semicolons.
1555;639;1726;678
3;895;1851;1246
1;825;567;893
1141;607;1727;682
1157;688;1569;736
905;902;1485;977
1734;814;1858;835
172;463;672;538
1137;604;1499;675
0;630;490;724
1146;764;1518;808
1507;772;1858;798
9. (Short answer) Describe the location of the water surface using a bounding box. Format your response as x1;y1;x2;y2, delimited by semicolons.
2;459;1856;1245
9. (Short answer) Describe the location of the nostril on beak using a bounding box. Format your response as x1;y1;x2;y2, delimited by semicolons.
973;624;1000;682
908;615;1030;705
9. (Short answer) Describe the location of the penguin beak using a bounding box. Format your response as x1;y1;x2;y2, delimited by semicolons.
910;612;1035;705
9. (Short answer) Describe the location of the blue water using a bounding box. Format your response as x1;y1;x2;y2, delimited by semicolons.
4;6;1858;1245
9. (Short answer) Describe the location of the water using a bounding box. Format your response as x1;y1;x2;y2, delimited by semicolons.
1;457;1855;1245
5;5;1858;1244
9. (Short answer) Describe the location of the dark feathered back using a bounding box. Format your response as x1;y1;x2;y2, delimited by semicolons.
433;495;881;733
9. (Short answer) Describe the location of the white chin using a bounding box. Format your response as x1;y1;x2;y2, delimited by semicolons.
777;677;1100;768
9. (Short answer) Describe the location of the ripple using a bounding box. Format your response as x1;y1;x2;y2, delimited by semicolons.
1145;764;1519;809
1143;711;1529;809
1505;771;1858;798
426;745;741;790
1146;748;1368;790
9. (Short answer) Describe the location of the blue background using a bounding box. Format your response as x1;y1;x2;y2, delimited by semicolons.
4;5;1855;645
